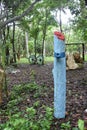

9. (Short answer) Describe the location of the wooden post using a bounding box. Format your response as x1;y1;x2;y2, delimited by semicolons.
53;31;66;118
0;69;5;104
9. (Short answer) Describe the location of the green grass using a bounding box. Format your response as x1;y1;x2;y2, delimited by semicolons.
45;56;54;63
85;54;87;61
17;56;54;64
17;58;29;64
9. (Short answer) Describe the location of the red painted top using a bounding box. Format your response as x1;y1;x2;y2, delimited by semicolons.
54;31;65;41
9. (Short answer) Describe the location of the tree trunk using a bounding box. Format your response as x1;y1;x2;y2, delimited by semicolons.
25;32;29;58
34;38;37;59
0;68;5;104
42;9;48;64
12;22;16;63
43;41;46;57
42;33;45;57
5;46;10;65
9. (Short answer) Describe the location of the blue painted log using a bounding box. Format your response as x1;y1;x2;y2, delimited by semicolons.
53;31;66;118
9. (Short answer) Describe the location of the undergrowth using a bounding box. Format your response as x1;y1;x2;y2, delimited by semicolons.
0;83;53;130
0;82;85;130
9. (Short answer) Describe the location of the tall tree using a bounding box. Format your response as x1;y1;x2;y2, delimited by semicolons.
68;0;87;41
25;32;29;58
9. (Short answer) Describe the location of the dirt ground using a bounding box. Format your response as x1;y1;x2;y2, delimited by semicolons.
3;62;87;129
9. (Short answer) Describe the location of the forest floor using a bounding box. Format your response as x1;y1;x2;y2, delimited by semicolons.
1;62;87;129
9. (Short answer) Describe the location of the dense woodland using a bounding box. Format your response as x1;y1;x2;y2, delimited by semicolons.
0;0;87;129
0;0;87;64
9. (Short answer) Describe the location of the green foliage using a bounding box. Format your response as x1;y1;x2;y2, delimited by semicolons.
72;128;79;130
68;0;87;42
60;119;85;130
78;119;84;130
0;106;53;130
0;81;53;130
33;100;40;108
1;0;69;59
10;83;38;99
61;121;71;130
